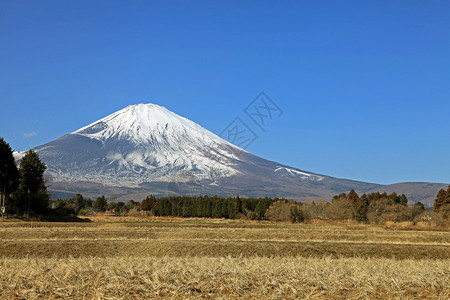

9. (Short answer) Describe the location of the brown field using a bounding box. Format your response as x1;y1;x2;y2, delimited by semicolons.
0;218;449;299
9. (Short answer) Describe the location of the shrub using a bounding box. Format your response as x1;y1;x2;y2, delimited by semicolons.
265;200;294;222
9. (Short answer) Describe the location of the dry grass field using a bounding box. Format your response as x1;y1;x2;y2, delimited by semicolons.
0;218;448;299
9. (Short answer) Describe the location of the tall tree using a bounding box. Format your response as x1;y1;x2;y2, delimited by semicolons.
17;150;49;215
352;193;369;222
94;196;107;212
398;194;408;206
140;195;157;211
445;185;450;206
387;192;398;205
0;138;20;211
433;188;448;211
347;189;359;203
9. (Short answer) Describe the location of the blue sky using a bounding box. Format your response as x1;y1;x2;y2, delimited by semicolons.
1;0;449;185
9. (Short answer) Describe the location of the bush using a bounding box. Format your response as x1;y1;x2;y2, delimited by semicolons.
324;197;352;221
431;203;450;227
302;199;327;221
265;200;299;222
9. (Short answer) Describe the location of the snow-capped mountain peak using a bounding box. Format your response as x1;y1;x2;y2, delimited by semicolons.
74;103;230;146
37;103;243;185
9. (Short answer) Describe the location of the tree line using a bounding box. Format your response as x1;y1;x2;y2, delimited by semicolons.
44;185;449;226
52;194;278;220
53;190;432;225
301;190;424;224
143;195;275;219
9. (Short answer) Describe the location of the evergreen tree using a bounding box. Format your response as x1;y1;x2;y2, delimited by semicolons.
367;192;381;204
140;196;152;211
254;199;268;219
211;198;222;218
0;138;20;212
140;195;157;211
230;196;241;218
352;193;369;222
398;194;408;206
347;189;359;203
71;193;85;213
115;201;125;215
16;150;49;215
94;196;107;212
163;199;172;216
387;192;398;205
433;188;448;211
445;185;450;207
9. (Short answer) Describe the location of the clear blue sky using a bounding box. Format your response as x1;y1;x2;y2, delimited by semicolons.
1;1;449;185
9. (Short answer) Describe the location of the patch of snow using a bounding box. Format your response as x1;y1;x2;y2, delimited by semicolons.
275;166;323;181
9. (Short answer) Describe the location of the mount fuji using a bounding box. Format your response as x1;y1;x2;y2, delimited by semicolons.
18;103;384;201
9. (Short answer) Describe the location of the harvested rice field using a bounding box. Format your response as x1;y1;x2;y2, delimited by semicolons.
0;219;448;299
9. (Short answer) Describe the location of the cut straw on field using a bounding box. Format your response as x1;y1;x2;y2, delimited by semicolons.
0;220;448;299
0;256;449;299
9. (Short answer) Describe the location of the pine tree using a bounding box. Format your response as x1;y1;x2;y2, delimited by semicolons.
398;194;408;206
140;196;152;211
353;193;368;222
115;202;125;215
229;196;241;218
387;192;398;205
445;185;450;207
71;193;84;213
433;189;448;211
94;196;107;212
16;150;49;215
0;138;20;213
255;199;268;219
347;189;359;203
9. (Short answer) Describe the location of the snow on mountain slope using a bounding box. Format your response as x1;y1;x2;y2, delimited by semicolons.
274;167;323;181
